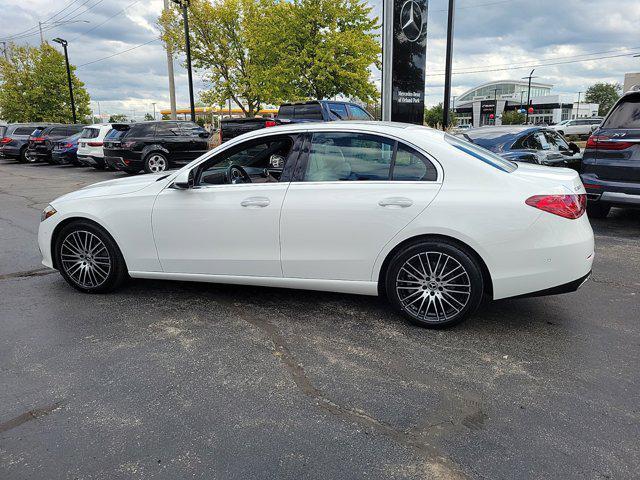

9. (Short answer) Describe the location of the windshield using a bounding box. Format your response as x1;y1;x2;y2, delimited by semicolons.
445;133;518;173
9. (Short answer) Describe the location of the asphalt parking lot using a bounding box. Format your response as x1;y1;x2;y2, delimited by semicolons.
1;159;639;479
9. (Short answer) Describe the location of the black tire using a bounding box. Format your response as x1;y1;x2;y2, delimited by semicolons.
54;220;128;293
385;240;484;328
143;152;168;174
586;201;611;219
18;146;28;163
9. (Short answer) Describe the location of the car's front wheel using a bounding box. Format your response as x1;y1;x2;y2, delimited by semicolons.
55;221;128;293
385;240;484;328
144;152;168;173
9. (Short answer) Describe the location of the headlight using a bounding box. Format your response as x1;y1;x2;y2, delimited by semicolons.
41;205;57;222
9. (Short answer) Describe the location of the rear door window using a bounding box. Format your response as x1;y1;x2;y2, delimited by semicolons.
155;122;180;136
180;122;206;137
392;144;437;181
602;94;640;129
133;123;158;137
348;105;372;120
14;127;36;135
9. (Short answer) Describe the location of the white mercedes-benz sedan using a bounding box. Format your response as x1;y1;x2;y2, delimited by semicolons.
38;122;594;327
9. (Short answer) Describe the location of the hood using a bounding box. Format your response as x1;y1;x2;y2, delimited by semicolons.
53;172;170;204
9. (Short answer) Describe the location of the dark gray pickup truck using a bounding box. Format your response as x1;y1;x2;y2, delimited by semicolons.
219;100;374;142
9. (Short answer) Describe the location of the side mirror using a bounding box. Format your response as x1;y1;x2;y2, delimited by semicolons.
172;169;194;189
568;142;581;154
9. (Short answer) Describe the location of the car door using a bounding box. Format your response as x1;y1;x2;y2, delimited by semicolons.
279;131;442;281
179;122;210;162
152;133;303;277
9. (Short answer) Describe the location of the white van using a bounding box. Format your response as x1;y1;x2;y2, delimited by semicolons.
77;124;113;170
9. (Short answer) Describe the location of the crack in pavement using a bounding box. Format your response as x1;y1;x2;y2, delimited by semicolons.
0;268;56;281
236;310;468;479
0;401;64;433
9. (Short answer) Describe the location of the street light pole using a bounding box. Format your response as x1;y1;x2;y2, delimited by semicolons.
52;38;76;123
523;68;536;124
442;0;456;129
575;91;582;119
152;102;157;120
172;0;196;122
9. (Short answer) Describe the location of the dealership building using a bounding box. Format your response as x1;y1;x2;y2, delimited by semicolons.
453;80;599;126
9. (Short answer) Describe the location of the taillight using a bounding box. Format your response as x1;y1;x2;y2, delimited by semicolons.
64;143;73;148
265;120;277;127
586;135;635;150
0;137;11;144
87;141;103;147
33;136;45;142
525;194;586;219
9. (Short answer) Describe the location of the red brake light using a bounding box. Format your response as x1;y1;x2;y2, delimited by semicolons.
265;120;277;127
33;136;45;142
525;194;586;219
0;137;11;144
586;135;635;150
64;143;73;148
87;141;103;147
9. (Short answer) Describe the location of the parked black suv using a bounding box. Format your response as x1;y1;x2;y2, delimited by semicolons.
26;124;85;163
581;89;640;218
220;100;375;142
103;121;210;174
0;123;51;163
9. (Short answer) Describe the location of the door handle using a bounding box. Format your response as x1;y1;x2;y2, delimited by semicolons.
378;197;413;208
241;197;270;208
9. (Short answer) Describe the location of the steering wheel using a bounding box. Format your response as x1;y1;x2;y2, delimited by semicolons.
226;164;252;184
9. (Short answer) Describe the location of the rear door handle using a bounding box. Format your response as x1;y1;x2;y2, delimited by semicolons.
241;197;270;208
378;197;413;208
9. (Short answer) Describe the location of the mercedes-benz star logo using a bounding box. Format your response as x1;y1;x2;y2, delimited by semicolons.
400;0;423;42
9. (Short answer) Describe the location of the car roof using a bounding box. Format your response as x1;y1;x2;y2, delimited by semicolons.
464;125;541;137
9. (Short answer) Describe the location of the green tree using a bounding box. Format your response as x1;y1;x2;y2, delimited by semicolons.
585;82;621;116
0;42;90;123
423;103;455;128
501;110;525;125
144;112;154;121
159;0;379;116
108;113;128;123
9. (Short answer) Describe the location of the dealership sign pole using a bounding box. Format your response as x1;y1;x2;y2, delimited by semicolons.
381;0;429;124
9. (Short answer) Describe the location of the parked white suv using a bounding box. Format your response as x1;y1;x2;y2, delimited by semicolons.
77;124;113;170
551;118;602;137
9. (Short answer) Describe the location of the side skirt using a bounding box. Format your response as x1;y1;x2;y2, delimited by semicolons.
128;271;379;296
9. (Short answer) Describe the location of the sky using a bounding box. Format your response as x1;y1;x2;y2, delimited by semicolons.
2;0;640;118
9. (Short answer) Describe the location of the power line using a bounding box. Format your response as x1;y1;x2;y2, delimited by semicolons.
431;0;515;12
70;0;140;42
0;0;82;40
77;39;159;68
424;50;640;77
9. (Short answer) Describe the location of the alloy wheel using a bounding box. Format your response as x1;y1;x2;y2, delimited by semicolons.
60;230;111;288
147;154;167;173
395;251;471;323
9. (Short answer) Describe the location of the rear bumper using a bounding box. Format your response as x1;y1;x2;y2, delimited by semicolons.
581;174;640;206
511;271;591;299
0;145;20;158
105;155;142;171
52;151;76;164
78;155;104;168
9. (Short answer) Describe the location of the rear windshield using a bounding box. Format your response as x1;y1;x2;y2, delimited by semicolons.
278;104;323;120
30;129;43;138
81;127;100;139
602;94;640;129
104;128;128;140
445;134;517;173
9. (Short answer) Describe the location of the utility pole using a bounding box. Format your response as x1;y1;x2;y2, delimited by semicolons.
52;38;76;123
152;102;157;120
442;0;456;129
493;88;499;124
39;21;45;45
172;0;196;122
575;91;582;119
0;41;8;61
97;101;101;121
522;69;536;124
163;0;177;120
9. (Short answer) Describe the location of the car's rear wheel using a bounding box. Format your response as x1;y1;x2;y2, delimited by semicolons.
144;153;168;173
586;201;611;219
18;146;28;163
385;240;484;328
25;150;38;163
55;221;128;293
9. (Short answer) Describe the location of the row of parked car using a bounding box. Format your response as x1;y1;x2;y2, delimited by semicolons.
0;120;210;174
